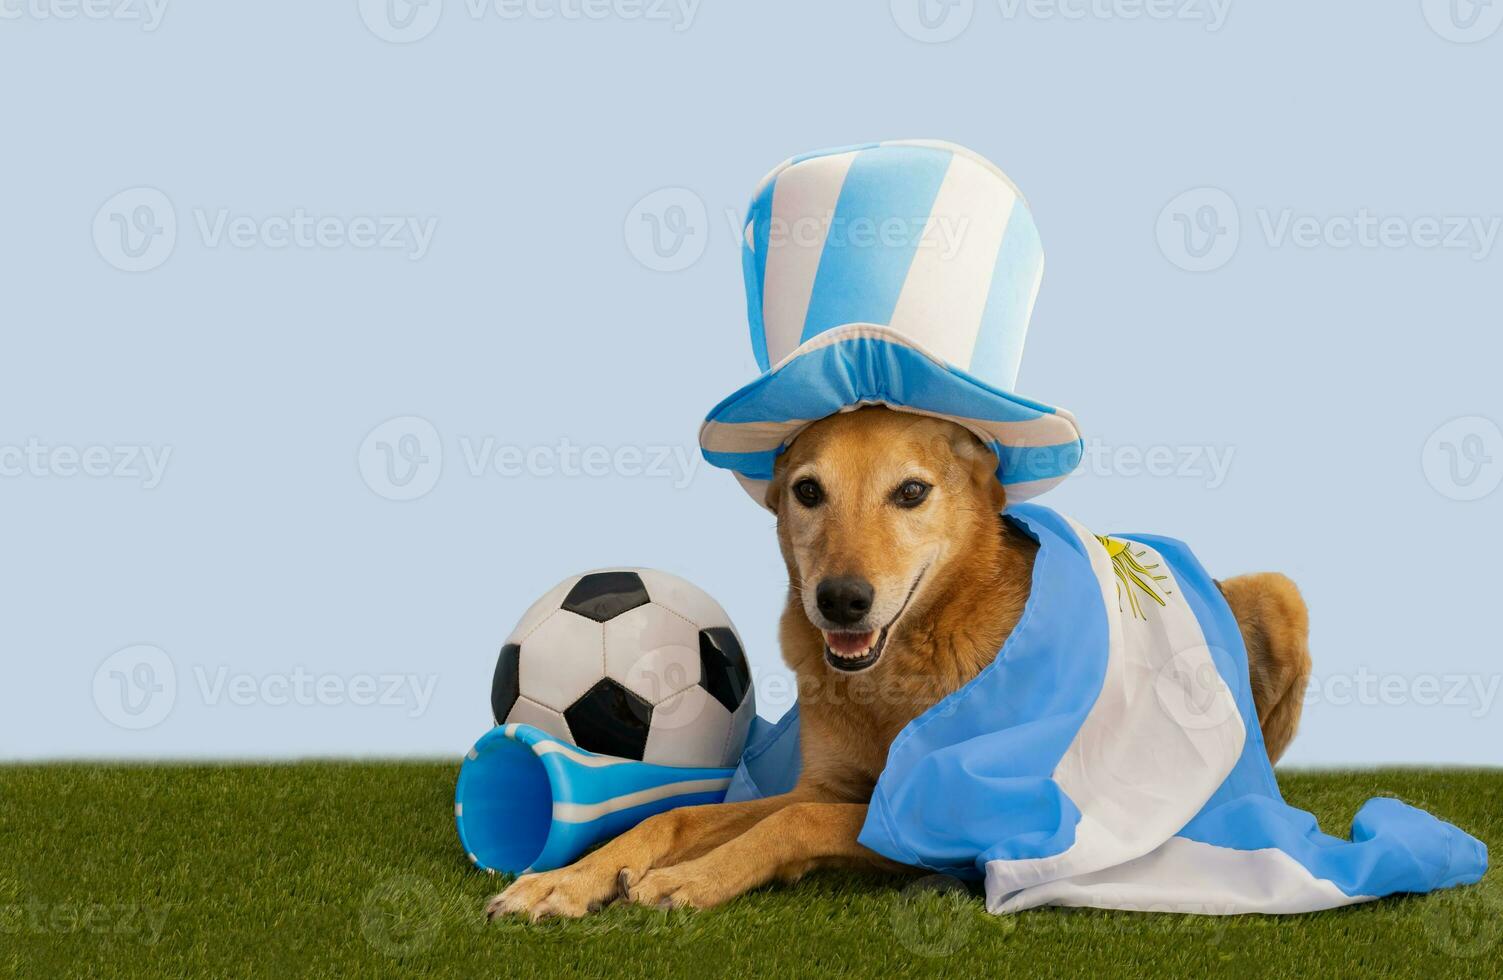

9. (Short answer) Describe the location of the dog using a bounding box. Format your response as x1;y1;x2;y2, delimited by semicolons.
487;405;1312;920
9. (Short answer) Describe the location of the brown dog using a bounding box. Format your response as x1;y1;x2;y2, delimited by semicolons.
488;406;1312;919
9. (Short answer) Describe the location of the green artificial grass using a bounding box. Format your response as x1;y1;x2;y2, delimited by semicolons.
1;764;1498;977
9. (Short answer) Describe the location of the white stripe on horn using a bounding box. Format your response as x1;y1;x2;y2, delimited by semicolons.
761;151;859;365
887;153;1018;369
550;776;733;824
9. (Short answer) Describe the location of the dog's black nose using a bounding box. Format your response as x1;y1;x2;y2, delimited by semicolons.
816;576;874;627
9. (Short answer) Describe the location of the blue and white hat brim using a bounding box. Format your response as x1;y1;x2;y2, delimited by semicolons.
699;323;1083;509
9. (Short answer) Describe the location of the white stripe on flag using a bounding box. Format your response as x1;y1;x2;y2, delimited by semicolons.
761;151;859;365
983;522;1245;901
887;152;1017;369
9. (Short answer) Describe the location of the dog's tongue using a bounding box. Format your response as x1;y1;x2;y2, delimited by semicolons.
824;630;877;658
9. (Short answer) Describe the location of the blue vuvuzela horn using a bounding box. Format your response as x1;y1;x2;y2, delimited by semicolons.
454;724;735;874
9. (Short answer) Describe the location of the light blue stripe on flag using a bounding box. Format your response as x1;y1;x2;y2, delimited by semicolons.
800;146;953;342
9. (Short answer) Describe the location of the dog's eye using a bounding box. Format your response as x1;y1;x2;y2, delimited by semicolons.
894;479;931;507
792;478;824;507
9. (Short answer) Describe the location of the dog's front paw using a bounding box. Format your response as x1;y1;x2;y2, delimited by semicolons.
627;863;737;911
485;864;622;922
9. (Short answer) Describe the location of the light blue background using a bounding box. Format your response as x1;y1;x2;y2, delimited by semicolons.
3;1;1500;764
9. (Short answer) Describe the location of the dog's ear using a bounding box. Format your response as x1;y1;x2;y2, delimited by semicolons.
947;428;1007;513
766;457;789;515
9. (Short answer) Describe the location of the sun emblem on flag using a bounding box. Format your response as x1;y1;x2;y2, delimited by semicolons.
1096;535;1173;619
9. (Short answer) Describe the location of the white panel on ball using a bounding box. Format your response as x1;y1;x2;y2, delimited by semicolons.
723;689;757;768
506;574;582;645
516;610;605;713
506;696;573;744
603;603;702;705
636;568;733;629
642;685;734;768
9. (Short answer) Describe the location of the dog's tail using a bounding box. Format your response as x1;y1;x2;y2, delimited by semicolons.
1216;573;1313;765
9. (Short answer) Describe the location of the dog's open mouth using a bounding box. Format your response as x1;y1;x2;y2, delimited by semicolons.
822;627;889;672
821;567;927;674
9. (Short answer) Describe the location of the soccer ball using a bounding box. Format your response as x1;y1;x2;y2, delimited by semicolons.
491;569;755;768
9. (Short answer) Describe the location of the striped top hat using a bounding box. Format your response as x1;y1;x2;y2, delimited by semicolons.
699;140;1084;508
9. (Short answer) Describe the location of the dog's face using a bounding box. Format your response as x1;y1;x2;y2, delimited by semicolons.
771;406;1006;675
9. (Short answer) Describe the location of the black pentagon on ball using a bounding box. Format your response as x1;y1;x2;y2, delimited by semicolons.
491;643;520;724
564;678;653;760
698;627;751;713
561;571;650;623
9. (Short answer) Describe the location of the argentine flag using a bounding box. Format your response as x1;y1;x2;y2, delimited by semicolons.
728;506;1488;915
